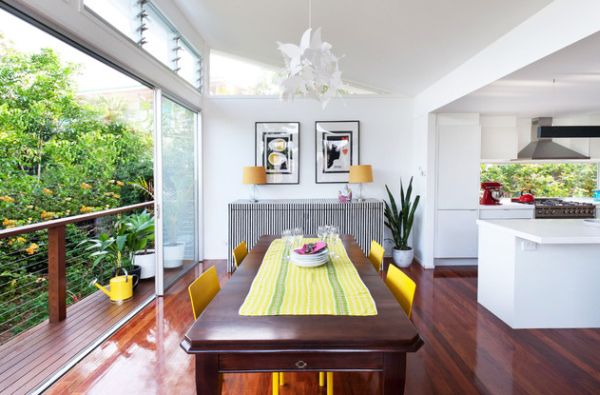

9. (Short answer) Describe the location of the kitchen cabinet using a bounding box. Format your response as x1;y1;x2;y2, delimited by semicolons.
480;116;518;161
479;209;534;220
434;114;481;263
437;122;481;209
435;210;479;257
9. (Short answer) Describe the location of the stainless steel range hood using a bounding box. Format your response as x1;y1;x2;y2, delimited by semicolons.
515;117;590;160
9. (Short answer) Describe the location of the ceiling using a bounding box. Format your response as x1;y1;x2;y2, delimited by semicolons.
440;31;600;117
173;0;552;95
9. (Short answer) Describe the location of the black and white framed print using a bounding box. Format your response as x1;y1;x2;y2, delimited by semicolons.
315;121;360;183
255;122;300;184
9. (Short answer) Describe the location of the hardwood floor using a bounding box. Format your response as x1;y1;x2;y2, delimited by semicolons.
47;261;600;395
0;279;155;395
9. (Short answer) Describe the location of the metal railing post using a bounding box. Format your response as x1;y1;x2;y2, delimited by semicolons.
48;225;66;322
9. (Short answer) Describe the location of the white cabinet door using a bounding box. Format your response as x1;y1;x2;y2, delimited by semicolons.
479;209;534;220
435;210;478;258
437;125;481;209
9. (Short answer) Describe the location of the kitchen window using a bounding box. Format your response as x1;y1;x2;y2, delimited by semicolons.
480;163;598;198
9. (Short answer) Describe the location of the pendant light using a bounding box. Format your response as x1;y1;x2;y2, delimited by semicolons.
277;0;346;108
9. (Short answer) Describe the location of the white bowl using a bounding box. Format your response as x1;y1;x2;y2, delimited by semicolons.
290;249;329;267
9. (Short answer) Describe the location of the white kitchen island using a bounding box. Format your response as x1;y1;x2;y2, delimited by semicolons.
477;219;600;329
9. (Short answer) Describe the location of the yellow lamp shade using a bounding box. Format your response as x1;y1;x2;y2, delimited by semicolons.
242;166;266;185
348;165;373;183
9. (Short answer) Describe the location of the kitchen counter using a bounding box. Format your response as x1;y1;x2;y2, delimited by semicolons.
477;219;600;329
477;218;600;244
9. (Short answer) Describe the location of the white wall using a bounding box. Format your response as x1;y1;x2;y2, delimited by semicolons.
203;96;413;259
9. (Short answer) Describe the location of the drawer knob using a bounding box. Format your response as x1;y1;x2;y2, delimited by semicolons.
295;360;307;369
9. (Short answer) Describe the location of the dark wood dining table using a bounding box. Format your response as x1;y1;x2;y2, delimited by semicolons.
181;235;423;394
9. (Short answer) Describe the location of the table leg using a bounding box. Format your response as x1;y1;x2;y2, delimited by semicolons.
382;352;407;394
196;354;221;395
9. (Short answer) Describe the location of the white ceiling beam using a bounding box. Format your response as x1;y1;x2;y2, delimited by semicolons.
414;0;600;117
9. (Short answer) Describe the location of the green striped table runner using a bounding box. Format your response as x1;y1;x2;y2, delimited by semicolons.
239;238;377;316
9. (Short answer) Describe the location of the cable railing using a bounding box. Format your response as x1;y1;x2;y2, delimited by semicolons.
0;201;154;345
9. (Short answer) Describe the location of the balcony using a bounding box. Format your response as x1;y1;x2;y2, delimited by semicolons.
0;202;158;394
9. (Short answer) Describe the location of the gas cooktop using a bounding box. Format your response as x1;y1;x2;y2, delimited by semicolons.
533;198;596;218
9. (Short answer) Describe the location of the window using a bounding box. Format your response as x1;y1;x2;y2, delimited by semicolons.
83;0;140;41
0;6;154;337
143;4;175;67
178;41;201;88
84;0;203;91
209;50;378;96
480;163;598;197
209;50;280;95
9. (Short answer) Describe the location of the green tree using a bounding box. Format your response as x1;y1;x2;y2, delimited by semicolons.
481;163;598;198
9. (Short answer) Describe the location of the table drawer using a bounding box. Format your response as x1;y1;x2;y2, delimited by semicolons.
219;352;383;372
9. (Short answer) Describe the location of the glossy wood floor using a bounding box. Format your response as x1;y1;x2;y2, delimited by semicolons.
0;279;154;395
47;261;600;395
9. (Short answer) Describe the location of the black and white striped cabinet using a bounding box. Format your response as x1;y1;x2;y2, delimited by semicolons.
227;199;385;272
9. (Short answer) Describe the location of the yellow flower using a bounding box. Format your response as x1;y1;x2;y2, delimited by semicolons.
16;237;26;243
80;182;92;190
0;195;14;203
42;188;53;195
26;205;34;209
41;211;56;220
25;243;39;255
80;206;94;213
116;181;124;187
2;218;16;227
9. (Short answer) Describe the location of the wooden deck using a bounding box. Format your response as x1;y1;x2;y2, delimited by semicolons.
47;260;600;395
0;279;155;395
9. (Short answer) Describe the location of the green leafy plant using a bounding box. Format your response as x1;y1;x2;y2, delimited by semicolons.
384;177;420;251
121;210;154;254
85;231;130;274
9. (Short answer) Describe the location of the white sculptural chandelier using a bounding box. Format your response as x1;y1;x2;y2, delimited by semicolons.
277;0;345;108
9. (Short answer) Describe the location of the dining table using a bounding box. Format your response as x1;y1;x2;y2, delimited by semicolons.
180;235;423;394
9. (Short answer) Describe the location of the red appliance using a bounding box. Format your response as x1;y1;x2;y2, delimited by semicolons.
511;191;535;204
480;182;503;205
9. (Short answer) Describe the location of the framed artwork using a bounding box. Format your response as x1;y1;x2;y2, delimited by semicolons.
315;121;360;183
255;122;300;184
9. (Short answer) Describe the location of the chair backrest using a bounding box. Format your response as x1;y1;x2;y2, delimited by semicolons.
367;240;384;272
233;241;248;268
188;266;221;320
385;264;416;319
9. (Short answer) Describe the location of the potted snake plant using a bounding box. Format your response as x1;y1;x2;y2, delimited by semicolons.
384;177;420;268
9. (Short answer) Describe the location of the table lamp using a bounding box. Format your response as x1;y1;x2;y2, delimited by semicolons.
348;165;373;202
242;166;266;202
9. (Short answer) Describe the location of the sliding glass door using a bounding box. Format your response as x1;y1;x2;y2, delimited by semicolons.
155;93;199;294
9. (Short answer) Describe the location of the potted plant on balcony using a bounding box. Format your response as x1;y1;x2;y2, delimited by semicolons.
384;177;420;268
122;210;155;279
85;231;138;303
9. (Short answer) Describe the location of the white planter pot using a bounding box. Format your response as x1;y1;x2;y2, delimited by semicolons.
392;248;414;268
164;243;185;268
134;250;155;279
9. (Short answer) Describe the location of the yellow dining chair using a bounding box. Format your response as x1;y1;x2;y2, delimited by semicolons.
232;241;248;268
367;240;385;272
189;266;285;394
385;264;417;319
188;265;221;320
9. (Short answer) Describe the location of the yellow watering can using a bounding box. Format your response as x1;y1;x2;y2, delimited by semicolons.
94;268;138;303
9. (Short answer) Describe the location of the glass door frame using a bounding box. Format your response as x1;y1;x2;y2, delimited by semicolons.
153;89;202;296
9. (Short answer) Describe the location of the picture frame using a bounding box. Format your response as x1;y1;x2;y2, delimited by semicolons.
255;122;300;184
315;121;360;183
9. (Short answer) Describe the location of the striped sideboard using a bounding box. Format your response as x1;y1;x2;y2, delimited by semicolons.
228;199;385;272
